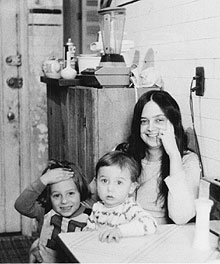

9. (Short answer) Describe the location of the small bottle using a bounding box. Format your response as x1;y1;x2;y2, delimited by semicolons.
64;38;73;58
65;39;79;73
64;38;76;64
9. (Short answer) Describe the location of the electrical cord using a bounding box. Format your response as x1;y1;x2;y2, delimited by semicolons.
189;79;204;178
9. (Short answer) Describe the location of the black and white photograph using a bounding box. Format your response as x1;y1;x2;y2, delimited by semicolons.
0;0;220;263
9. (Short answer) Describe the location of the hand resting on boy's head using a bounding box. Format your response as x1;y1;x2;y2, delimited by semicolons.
40;168;74;185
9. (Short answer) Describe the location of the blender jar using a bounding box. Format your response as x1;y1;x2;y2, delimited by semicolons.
98;8;126;58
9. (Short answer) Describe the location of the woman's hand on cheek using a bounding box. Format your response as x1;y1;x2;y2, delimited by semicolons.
40;168;74;186
158;120;179;156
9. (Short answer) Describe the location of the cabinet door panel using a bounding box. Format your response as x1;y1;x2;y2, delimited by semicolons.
67;87;96;182
83;88;97;182
97;88;136;158
47;81;65;160
77;88;87;173
60;87;68;161
67;88;78;163
97;87;151;165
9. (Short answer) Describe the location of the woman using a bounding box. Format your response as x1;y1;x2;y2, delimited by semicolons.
118;90;201;225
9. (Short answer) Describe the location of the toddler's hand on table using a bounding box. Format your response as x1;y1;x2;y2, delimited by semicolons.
40;168;74;185
99;227;122;243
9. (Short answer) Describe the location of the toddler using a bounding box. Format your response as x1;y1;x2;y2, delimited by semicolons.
14;159;91;263
85;151;157;242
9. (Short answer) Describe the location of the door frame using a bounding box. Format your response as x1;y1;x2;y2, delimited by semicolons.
19;0;32;235
0;0;32;235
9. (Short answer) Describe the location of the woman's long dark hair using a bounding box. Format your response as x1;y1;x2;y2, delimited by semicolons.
127;90;188;217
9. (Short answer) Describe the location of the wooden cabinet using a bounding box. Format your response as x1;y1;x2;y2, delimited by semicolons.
43;77;149;182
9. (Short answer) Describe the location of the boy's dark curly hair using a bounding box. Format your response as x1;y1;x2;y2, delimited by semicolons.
37;160;91;213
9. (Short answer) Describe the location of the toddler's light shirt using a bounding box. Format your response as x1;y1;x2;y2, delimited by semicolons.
85;197;157;237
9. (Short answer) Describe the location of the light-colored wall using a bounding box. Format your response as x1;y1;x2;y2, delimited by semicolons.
124;0;220;180
27;0;63;179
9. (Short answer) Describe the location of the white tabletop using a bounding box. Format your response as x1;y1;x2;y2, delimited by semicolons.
58;223;220;263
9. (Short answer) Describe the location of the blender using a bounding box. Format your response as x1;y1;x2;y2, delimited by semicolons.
94;6;130;87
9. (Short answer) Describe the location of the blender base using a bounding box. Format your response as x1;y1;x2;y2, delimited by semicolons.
95;65;130;88
78;65;130;88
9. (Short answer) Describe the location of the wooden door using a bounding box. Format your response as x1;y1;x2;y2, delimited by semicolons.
0;0;31;233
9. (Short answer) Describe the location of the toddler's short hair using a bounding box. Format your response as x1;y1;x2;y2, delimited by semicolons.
95;150;141;182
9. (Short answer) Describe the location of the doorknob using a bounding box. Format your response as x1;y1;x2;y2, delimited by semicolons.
7;111;15;121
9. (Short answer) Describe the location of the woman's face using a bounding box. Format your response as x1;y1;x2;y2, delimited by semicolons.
140;100;168;148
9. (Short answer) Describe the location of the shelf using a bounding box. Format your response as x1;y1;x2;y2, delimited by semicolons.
40;75;81;86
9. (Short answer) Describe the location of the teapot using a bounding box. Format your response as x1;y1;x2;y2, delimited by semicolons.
42;56;62;79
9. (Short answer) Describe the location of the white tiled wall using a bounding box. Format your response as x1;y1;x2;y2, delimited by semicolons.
124;0;220;179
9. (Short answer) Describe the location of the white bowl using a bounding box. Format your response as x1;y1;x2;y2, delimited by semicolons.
77;55;101;73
